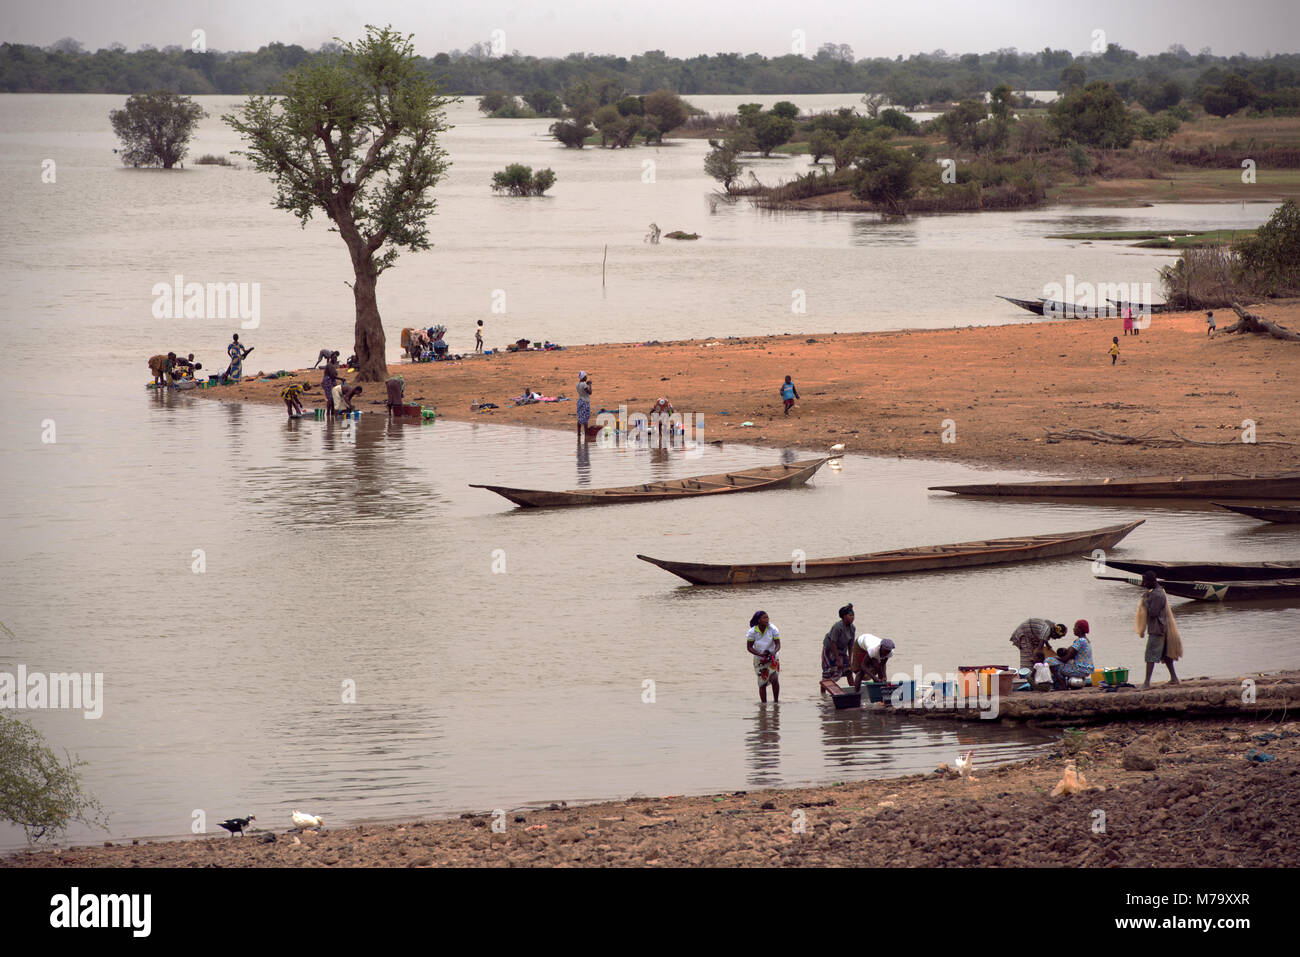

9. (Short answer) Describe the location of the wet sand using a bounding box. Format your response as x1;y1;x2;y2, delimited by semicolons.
195;302;1300;475
9;692;1298;867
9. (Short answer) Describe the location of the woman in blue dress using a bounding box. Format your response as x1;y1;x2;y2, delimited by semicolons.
1047;619;1094;688
575;371;592;441
225;333;251;382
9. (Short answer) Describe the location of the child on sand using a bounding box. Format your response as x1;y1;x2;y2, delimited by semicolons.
1206;311;1216;338
1110;337;1120;365
475;320;484;352
780;375;800;415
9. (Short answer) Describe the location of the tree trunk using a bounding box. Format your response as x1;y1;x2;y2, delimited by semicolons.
336;209;389;383
1226;302;1300;341
351;267;388;381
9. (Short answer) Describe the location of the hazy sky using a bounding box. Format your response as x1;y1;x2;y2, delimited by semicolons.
4;0;1298;58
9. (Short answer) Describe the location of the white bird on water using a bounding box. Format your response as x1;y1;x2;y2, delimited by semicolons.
955;750;976;781
829;443;846;455
292;810;324;830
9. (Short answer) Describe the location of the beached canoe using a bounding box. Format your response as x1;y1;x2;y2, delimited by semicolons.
997;296;1109;318
1100;558;1300;581
1215;502;1300;524
470;457;829;508
1106;575;1300;602
637;519;1144;586
929;472;1300;500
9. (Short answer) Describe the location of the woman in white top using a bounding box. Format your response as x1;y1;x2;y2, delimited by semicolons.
746;610;781;703
851;633;895;691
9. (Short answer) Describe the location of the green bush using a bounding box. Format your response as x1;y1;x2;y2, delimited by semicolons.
491;163;557;196
550;119;592;148
0;714;106;842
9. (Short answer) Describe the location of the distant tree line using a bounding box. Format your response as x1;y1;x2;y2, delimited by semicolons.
5;37;1300;113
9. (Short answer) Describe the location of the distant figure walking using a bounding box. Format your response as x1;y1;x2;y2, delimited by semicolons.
1123;308;1133;336
1110;336;1120;365
780;375;800;415
1206;311;1216;338
576;371;593;441
475;320;484;353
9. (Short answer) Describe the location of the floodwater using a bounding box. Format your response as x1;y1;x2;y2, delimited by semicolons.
1;95;1296;851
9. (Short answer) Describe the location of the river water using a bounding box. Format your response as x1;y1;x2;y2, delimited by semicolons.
1;95;1295;851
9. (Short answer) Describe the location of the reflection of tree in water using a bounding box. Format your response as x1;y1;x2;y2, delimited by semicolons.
744;704;782;788
239;414;446;529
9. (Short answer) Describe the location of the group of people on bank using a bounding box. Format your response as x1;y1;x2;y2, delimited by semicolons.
1010;572;1180;692
748;572;1182;703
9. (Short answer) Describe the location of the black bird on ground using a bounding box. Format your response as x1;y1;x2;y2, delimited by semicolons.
217;815;255;837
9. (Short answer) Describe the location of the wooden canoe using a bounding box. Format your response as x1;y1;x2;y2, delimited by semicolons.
470;457;829;508
930;472;1300;500
1215;502;1300;524
637;519;1144;586
1105;575;1300;602
998;296;1109;318
1101;558;1300;581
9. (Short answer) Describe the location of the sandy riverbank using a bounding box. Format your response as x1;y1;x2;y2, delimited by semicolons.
194;302;1300;475
8;678;1298;867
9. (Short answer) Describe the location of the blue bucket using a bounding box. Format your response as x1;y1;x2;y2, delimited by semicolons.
891;679;916;704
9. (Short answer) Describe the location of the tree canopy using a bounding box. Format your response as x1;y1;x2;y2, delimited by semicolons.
224;25;454;381
1049;81;1134;148
0;714;106;843
109;91;206;168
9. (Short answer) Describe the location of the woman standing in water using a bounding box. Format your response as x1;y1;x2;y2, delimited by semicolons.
576;371;593;441
746;610;781;703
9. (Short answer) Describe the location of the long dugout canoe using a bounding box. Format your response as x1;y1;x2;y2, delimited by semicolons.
929;472;1300;500
1107;575;1300;602
637;520;1144;586
1215;502;1300;524
1101;558;1300;581
470;457;828;508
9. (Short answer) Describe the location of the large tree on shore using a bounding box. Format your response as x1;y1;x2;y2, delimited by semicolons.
224;25;454;381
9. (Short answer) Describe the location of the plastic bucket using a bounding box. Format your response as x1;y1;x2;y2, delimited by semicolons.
863;681;897;704
892;679;915;704
1104;667;1129;685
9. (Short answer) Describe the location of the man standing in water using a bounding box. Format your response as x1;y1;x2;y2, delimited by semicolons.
1138;571;1180;689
